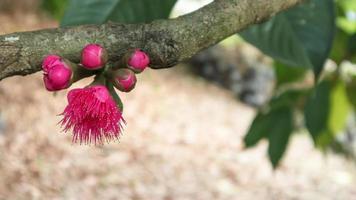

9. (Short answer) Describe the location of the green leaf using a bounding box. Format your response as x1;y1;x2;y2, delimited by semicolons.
328;81;351;134
337;17;356;35
267;107;293;168
269;89;307;110
317;80;352;151
61;0;177;26
274;62;307;86
347;34;356;63
346;78;356;110
244;112;271;148
244;89;303;149
330;29;349;64
304;80;351;148
240;0;335;77
245;88;298;167
304;81;331;142
338;0;356;11
61;0;117;26
41;0;68;20
336;0;356;34
108;0;177;23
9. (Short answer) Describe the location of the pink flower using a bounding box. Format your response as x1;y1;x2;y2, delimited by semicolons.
42;55;72;91
81;44;108;70
112;69;137;92
60;85;125;145
128;49;150;73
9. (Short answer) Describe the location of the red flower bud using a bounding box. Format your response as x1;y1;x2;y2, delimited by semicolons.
112;69;137;92
42;55;72;91
81;44;108;70
127;49;150;73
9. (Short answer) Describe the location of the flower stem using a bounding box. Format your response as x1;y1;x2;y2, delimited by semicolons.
106;80;124;112
71;65;96;83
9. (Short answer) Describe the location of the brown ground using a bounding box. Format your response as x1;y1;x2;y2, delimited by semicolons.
0;12;356;200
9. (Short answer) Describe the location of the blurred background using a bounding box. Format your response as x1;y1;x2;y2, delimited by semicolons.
0;0;356;199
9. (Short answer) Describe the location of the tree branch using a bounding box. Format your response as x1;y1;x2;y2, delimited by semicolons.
0;0;303;81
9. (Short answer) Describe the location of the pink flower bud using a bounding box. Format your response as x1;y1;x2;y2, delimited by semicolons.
42;55;61;71
42;55;72;91
81;44;108;70
127;49;150;73
112;69;137;92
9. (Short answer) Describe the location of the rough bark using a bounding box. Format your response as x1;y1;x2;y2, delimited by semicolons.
0;0;303;81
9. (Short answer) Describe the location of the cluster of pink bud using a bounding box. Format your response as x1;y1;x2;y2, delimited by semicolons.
112;69;137;92
42;55;73;91
41;43;150;145
81;44;108;70
109;48;150;92
128;49;150;73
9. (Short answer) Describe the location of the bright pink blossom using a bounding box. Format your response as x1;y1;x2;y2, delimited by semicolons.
42;55;72;91
113;69;137;92
81;44;108;70
128;49;150;73
60;85;125;145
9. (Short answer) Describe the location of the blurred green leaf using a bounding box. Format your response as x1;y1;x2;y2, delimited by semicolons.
336;0;356;34
304;81;331;142
315;130;334;149
240;0;335;78
61;0;117;26
269;89;307;110
61;0;177;26
330;30;356;64
244;112;271;148
274;62;307;86
245;88;304;147
338;0;356;11
332;0;356;63
328;80;351;134
245;89;300;167
108;0;176;23
346;78;356;110
304;80;351;148
330;29;349;64
337;17;356;34
41;0;68;20
244;106;294;168
267;107;293;168
347;34;356;63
